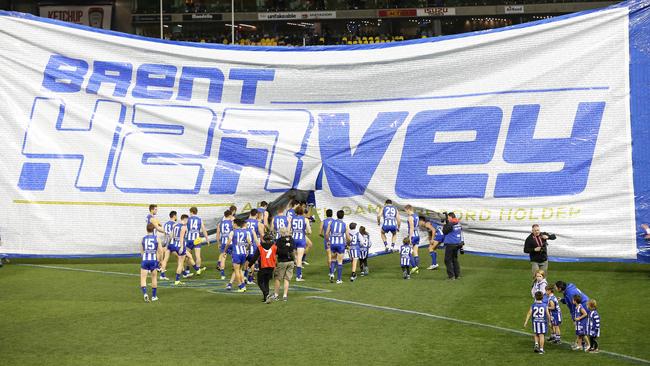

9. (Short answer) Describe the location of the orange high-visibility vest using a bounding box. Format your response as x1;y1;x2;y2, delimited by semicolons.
257;244;277;268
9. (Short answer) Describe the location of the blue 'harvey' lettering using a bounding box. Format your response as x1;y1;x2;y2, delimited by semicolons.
319;112;408;197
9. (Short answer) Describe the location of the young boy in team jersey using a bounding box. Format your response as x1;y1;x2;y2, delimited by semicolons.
572;294;590;351
545;284;562;344
586;299;601;353
140;223;159;303
348;223;360;282
399;238;412;280
216;209;234;280
378;199;400;252
358;226;371;276
524;291;550;354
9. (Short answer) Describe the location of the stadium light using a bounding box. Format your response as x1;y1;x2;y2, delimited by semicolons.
159;0;163;39
231;0;234;44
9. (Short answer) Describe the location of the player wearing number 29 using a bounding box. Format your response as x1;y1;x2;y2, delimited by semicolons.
140;223;159;303
524;291;550;354
292;206;311;281
378;199;400;252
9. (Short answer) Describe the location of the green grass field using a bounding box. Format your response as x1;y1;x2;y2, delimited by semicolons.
1;229;649;366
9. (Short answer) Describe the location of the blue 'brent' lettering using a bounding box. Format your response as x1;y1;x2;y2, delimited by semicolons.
494;102;605;197
396;106;502;198
86;61;132;97
41;55;275;103
319;112;408;197
41;55;88;93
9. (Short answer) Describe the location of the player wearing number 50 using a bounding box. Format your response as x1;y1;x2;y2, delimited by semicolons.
524;291;551;354
292;206;311;282
140;223;159;303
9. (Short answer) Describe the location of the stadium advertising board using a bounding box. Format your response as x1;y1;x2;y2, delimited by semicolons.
416;8;456;16
39;5;112;29
0;0;649;261
257;11;336;20
504;5;525;14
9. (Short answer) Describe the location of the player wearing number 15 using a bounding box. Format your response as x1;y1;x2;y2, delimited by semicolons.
140;223;159;303
524;291;550;354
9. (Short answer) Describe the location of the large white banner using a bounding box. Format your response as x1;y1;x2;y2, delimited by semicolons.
1;1;649;260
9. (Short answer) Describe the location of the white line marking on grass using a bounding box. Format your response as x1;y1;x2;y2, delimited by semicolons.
308;296;650;365
16;264;139;277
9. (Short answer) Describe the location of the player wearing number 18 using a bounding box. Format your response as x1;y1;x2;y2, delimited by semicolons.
524;291;550;354
140;223;159;303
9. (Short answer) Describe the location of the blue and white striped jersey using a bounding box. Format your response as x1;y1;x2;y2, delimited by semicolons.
382;205;398;227
292;216;308;240
141;234;158;261
220;219;233;245
187;216;203;241
349;229;360;250
329;219;347;245
231;228;249;255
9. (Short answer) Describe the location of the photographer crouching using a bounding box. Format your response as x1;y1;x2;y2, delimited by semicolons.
442;212;463;280
524;224;556;277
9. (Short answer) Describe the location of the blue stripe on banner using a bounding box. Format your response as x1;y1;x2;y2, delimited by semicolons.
629;0;650;263
0;3;626;53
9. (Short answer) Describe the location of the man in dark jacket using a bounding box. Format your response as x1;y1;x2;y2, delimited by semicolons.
273;228;295;301
524;224;556;277
442;212;463;280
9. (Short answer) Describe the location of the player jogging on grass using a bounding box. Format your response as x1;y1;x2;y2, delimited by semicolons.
216;209;234;280
326;210;350;284
320;209;334;268
185;207;208;275
377;199;400;252
292;206;311;281
224;219;255;292
140;223;159;302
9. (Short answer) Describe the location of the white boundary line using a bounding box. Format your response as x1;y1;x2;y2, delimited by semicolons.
15;263;331;293
16;263;139;277
308;296;650;365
